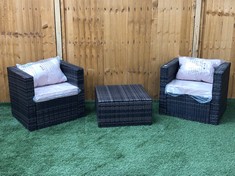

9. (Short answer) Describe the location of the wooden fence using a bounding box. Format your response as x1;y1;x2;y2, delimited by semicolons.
0;0;56;102
61;0;195;99
0;0;234;102
199;0;235;97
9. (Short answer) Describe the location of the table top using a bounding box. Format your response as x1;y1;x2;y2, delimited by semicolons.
95;84;152;103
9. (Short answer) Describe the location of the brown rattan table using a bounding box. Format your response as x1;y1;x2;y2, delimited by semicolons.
95;84;152;127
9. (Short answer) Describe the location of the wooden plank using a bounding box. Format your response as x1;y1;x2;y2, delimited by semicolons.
212;0;223;57
12;0;17;64
200;0;210;57
86;0;99;99
133;0;140;84
118;0;127;85
121;0;128;85
85;0;94;99
207;0;217;58
137;0;143;84
233;72;235;98
168;0;174;59
174;0;182;56
230;0;235;98
140;1;150;87
185;0;195;56
77;0;93;99
95;0;104;86
64;0;75;62
13;0;22;63
103;0;112;85
179;0;187;55
143;0;152;94
106;0;115;85
148;0;162;98
127;0;134;84
28;0;39;61
28;0;36;61
23;0;31;61
224;0;234;60
34;0;43;60
0;0;7;102
54;0;63;57
188;0;194;56
90;0;97;98
230;0;235;62
5;0;14;101
41;0;56;59
182;0;189;55
18;0;27;62
73;0;80;65
152;0;158;19
134;0;140;84
219;0;228;58
7;0;14;66
77;0;86;67
108;0;115;84
162;0;170;62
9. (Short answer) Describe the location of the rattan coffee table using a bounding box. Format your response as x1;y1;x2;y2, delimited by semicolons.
95;84;152;127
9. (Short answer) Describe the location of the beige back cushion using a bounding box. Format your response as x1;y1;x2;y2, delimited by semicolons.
16;56;67;87
176;57;224;83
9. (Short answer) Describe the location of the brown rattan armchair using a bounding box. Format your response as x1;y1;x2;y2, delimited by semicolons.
7;60;85;131
159;57;231;125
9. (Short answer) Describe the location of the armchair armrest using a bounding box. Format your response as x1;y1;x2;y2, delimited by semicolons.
7;66;35;106
159;58;179;114
210;62;231;122
212;62;231;98
160;58;179;87
60;61;84;91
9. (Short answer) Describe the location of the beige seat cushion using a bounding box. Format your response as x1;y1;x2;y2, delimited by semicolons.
165;79;213;102
33;82;80;102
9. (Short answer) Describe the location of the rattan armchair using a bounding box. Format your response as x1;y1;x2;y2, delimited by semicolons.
7;60;85;131
159;58;231;125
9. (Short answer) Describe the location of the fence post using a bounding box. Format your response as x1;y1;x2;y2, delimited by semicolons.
192;0;202;57
54;0;63;57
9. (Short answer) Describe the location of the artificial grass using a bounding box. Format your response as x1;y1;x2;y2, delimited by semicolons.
0;100;235;176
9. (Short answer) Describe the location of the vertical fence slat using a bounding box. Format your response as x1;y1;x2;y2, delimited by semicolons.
0;1;7;101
